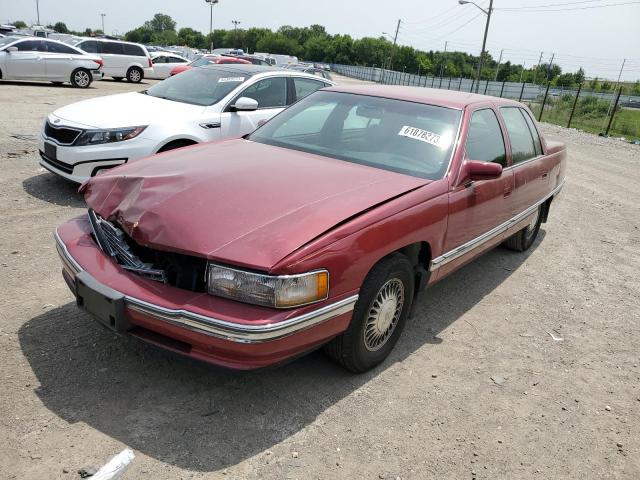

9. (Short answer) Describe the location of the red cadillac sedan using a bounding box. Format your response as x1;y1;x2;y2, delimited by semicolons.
169;55;251;76
55;85;566;372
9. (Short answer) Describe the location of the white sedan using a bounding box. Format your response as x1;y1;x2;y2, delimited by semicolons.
39;65;334;183
0;36;103;87
148;52;190;79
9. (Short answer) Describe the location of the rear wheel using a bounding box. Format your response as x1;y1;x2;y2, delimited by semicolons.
324;254;414;373
70;68;91;88
126;67;143;83
503;204;543;252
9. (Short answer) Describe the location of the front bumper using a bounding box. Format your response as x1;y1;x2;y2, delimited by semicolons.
55;217;357;369
38;133;156;184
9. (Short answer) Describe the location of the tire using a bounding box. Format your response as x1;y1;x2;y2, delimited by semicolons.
157;139;197;153
324;253;415;373
503;204;543;252
70;68;91;88
112;77;123;82
126;67;143;83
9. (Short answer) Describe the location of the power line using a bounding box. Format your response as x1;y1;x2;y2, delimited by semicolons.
497;1;640;11
497;0;615;8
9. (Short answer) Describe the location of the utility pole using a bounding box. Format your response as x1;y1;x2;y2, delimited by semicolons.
545;52;555;82
519;61;526;83
532;51;543;84
205;0;220;53
605;58;626;118
100;13;106;34
232;20;241;47
439;40;448;78
35;0;40;25
389;19;401;70
494;48;503;81
459;0;494;93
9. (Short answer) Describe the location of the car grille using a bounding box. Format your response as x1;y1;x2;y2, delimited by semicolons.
88;210;207;290
44;121;83;145
40;151;73;174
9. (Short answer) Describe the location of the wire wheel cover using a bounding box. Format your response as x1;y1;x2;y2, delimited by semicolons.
364;278;405;351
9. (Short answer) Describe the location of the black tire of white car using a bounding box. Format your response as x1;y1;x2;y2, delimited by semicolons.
503;204;544;252
324;253;415;373
70;68;91;88
127;67;143;83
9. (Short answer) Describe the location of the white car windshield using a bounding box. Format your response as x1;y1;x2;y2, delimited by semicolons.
145;67;248;106
250;91;462;180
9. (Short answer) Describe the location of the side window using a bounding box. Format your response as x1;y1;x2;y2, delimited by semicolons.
465;109;507;167
152;56;166;64
500;107;537;164
519;108;543;156
293;77;327;102
45;42;77;54
16;40;45;52
238;77;287;109
122;44;144;56
78;41;100;54
168;56;186;63
102;42;123;55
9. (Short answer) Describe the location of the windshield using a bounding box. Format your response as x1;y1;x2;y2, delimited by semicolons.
145;67;248;106
0;36;19;48
249;91;461;180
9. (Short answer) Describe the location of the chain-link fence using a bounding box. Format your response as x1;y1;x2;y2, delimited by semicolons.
332;64;640;141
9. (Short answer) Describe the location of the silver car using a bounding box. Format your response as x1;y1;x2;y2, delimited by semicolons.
0;36;103;88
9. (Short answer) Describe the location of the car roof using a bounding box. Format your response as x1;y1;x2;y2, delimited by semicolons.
324;84;522;109
200;64;281;75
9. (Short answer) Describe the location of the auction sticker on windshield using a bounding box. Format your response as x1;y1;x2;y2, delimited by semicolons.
398;125;442;147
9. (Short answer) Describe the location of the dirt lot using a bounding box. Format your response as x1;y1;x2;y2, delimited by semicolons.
1;75;639;480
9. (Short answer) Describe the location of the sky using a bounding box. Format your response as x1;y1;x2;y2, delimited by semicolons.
2;0;639;80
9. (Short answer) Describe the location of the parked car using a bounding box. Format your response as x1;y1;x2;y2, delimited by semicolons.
0;36;103;87
169;55;251;76
54;85;566;372
148;52;189;79
39;65;334;182
289;65;333;80
69;37;152;82
222;54;271;66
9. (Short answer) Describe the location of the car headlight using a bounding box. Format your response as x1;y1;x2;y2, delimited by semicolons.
75;126;147;146
207;264;329;309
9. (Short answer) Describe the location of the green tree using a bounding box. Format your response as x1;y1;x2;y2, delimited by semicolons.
53;22;68;33
13;20;27;29
144;13;176;33
178;27;205;48
255;32;301;56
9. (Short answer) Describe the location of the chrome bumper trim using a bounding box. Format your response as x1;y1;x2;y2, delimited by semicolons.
54;230;357;343
430;180;565;272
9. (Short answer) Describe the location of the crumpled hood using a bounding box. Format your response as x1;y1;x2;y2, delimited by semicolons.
83;139;429;270
52;92;205;129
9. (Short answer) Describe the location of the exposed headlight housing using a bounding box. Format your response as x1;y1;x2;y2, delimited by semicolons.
75;126;147;146
207;264;329;309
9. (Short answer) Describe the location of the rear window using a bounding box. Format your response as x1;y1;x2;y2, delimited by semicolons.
145;67;248;106
102;42;123;55
123;43;145;56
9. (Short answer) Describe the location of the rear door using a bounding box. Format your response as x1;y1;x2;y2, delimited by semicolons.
100;41;124;76
219;76;289;137
499;107;547;216
43;41;79;79
441;107;515;275
4;39;46;78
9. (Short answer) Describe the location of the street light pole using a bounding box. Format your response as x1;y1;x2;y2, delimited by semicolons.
100;13;106;34
459;0;493;93
232;20;241;48
35;0;40;25
205;0;220;53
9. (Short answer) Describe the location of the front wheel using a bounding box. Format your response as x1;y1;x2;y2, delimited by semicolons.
70;68;91;88
126;67;143;83
503;204;543;252
324;254;415;372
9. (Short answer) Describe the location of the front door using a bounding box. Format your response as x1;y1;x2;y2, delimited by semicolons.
439;107;515;277
5;39;46;78
219;76;289;139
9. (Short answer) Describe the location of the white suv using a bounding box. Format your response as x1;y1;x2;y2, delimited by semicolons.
39;65;334;183
70;38;152;83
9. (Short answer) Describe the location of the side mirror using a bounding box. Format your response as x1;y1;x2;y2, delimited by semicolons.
459;160;502;185
231;97;258;112
5;46;18;53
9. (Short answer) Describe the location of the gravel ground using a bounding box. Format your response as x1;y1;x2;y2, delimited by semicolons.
1;75;639;480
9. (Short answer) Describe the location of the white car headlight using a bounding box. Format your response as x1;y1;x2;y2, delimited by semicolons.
75;126;147;146
207;264;329;309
